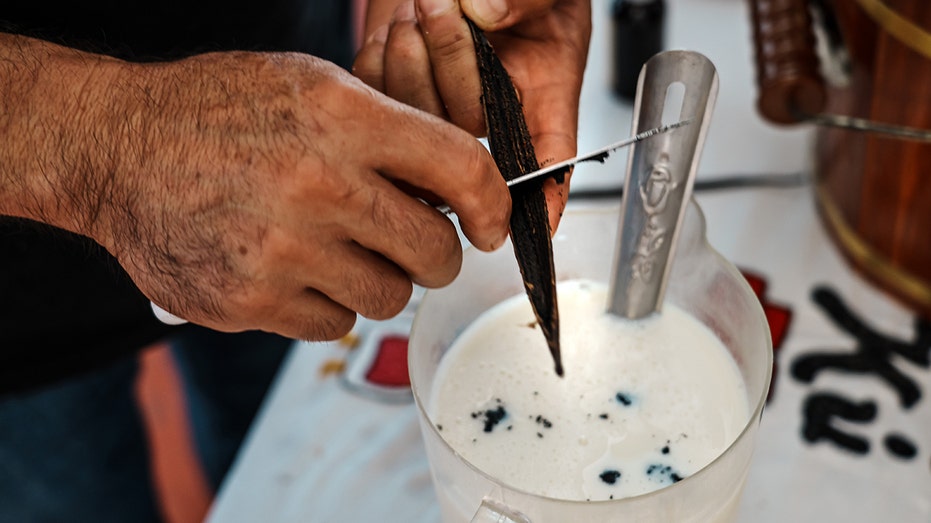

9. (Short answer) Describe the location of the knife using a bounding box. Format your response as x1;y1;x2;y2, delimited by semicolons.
433;119;691;215
506;119;691;189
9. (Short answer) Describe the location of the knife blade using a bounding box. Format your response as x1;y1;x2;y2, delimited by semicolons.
506;118;692;189
434;119;690;215
436;119;692;214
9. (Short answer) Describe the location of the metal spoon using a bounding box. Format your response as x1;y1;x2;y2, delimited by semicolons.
608;50;719;319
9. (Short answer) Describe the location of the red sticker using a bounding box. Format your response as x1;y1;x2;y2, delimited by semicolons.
365;335;411;387
741;269;793;403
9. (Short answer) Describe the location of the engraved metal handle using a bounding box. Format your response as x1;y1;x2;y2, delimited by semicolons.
609;50;719;319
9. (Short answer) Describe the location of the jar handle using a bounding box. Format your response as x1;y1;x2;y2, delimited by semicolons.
470;498;532;523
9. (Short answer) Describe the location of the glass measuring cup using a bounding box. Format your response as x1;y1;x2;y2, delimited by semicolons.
408;200;772;522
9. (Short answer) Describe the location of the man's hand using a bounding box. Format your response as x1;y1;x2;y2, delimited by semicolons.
0;35;511;340
354;0;591;231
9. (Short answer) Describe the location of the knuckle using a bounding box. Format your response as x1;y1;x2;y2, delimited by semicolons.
373;198;461;287
385;21;426;62
412;225;462;287
304;310;357;341
294;160;360;210
361;277;414;320
477;198;509;239
459;145;503;211
224;285;278;325
422;220;460;262
461;142;495;191
427;26;473;61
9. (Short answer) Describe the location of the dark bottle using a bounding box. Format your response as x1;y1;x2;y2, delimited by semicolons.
611;0;666;101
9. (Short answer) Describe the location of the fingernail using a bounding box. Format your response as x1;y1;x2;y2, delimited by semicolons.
418;0;455;18
393;1;417;22
368;24;389;44
469;0;509;25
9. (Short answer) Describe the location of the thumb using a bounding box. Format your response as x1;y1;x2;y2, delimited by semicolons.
461;0;556;31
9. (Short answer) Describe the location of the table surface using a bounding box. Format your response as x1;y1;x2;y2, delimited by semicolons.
206;1;931;521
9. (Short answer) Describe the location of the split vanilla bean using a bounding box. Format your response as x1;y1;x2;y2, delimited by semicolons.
467;19;563;376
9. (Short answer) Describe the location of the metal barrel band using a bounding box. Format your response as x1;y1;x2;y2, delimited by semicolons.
816;182;931;311
854;0;931;62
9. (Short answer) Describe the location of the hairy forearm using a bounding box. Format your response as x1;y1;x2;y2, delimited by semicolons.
0;33;213;252
0;32;130;237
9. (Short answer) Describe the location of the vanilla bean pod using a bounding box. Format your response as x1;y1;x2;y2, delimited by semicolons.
467;19;563;376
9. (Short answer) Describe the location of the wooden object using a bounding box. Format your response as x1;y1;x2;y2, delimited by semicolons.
748;0;931;317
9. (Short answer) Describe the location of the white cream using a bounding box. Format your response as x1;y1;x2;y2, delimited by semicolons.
429;279;748;501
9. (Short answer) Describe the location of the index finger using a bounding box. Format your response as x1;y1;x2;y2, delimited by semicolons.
373;100;511;252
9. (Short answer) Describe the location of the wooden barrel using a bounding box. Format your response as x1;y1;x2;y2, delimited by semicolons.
749;0;931;317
